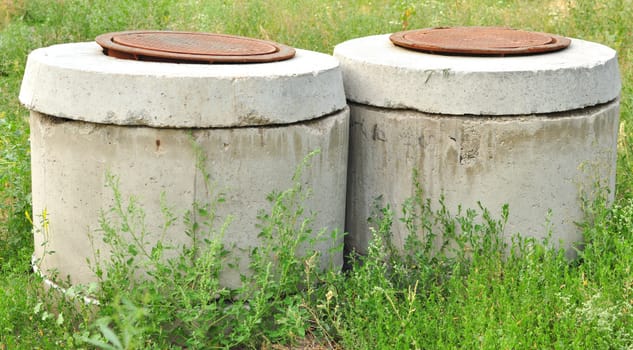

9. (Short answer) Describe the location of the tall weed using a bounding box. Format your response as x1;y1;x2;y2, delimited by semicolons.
82;150;340;349
321;179;633;349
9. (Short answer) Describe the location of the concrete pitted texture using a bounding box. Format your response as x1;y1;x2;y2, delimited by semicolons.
335;34;620;256
334;35;620;115
20;42;346;128
23;42;348;289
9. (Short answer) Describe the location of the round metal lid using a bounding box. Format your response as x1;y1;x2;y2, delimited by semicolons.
96;31;295;63
390;26;571;56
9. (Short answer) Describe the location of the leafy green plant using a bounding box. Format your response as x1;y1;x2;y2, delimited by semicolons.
78;150;341;349
315;174;633;349
82;297;151;350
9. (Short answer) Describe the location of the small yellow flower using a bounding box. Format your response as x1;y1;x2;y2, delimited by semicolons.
326;289;334;302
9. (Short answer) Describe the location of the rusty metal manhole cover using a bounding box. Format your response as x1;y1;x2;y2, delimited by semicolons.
96;31;295;63
390;27;571;56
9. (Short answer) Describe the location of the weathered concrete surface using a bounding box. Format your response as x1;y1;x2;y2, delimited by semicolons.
20;42;346;128
30;109;349;288
345;102;619;255
23;40;349;289
334;35;620;116
336;33;620;256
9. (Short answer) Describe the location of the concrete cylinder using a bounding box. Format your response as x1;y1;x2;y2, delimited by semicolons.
334;34;620;255
20;42;349;288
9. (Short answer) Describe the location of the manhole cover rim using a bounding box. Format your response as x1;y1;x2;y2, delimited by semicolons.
96;30;296;63
389;26;572;56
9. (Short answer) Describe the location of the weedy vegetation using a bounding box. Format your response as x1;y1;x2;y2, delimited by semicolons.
1;0;633;349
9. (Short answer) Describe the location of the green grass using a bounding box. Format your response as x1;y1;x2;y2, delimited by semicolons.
1;0;633;348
